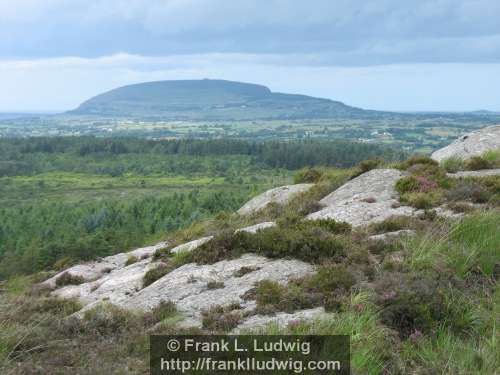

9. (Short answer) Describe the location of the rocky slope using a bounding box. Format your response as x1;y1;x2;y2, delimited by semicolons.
39;127;500;332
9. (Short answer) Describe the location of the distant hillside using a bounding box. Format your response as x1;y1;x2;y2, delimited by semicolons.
69;79;373;120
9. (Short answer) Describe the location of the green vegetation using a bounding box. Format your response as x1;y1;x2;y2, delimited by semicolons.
0;143;498;374
394;156;500;209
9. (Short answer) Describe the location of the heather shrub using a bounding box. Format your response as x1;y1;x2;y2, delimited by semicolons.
149;300;177;324
374;273;449;338
445;180;487;202
201;305;242;331
465;156;492;171
55;272;85;287
206;281;224;289
401;192;442;209
350;159;381;178
252;280;318;314
395;176;420;194
294;168;323;183
125;255;138;266
142;263;170;288
190;226;346;265
399;156;438;170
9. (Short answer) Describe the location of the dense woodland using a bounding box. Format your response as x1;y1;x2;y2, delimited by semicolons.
0;137;404;279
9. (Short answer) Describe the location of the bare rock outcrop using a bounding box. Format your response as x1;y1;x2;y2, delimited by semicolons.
306;169;417;227
40;241;168;289
237;184;314;215
431;125;500;162
125;254;314;325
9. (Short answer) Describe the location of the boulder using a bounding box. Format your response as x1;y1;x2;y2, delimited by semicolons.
237;184;314;215
306;169;417;227
431;125;500;162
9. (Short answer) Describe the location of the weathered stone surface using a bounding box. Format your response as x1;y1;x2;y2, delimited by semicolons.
306;169;416;227
235;222;277;234
122;254;315;325
40;241;168;289
237;184;314;215
233;307;328;333
52;259;158;306
368;230;416;242
170;236;213;254
447;169;500;178
431;125;500;162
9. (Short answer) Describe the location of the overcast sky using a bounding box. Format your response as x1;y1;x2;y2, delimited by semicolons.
1;0;500;112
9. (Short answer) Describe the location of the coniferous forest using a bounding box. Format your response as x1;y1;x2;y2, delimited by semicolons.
0;137;404;278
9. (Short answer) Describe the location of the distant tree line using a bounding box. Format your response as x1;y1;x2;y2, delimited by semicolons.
0;137;406;177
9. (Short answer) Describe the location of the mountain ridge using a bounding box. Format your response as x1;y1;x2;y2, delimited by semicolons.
69;79;373;120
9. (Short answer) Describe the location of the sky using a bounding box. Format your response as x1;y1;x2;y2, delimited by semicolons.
1;0;500;112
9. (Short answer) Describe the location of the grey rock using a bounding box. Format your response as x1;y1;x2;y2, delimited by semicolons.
447;169;500;178
235;222;277;234
306;169;417;227
170;236;213;254
122;254;315;325
233;307;328;333
40;241;168;289
237;184;314;215
431;125;500;162
368;230;416;242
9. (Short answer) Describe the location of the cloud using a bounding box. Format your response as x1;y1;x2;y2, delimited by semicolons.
1;0;500;64
1;53;500;112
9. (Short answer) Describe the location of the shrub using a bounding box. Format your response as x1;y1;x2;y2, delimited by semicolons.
370;216;414;234
125;255;138;266
399;156;438;170
395;176;420;194
374;272;449;338
401;192;442;209
149;300;177;324
305;264;355;294
142;263;170;288
465;156;492;171
80;304;141;335
207;281;224;289
445;180;486;202
298;219;352;234
52;257;74;271
201;305;242;331
351;159;381;178
359;159;381;173
190;226;347;265
55;272;85;287
294;168;323;183
441;157;464;173
252;280;318;314
233;266;259;277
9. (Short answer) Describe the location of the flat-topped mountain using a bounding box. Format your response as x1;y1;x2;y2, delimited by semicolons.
69;79;371;120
